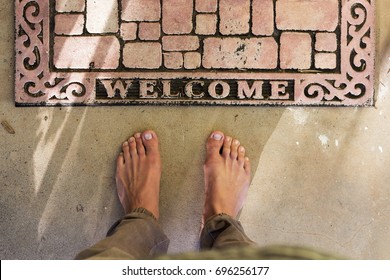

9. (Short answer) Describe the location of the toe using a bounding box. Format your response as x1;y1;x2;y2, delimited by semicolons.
128;137;137;157
244;157;251;175
116;152;125;172
206;131;225;158
122;141;131;163
134;133;146;156
142;130;159;155
238;146;246;165
230;139;240;160
222;136;232;157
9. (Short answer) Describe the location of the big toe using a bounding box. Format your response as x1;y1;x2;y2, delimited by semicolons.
206;131;225;157
142;130;159;154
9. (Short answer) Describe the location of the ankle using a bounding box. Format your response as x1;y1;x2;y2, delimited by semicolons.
131;207;158;221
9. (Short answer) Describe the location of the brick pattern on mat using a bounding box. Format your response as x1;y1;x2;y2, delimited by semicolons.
52;0;341;71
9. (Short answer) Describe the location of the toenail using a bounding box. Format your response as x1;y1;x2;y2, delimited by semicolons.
226;137;232;142
234;140;240;145
129;137;135;143
240;146;245;153
123;141;129;146
144;133;153;140
212;133;223;141
135;133;141;138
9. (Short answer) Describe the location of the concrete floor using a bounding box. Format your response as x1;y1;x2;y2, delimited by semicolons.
1;0;389;260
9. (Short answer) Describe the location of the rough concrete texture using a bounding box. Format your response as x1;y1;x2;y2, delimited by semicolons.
1;0;390;260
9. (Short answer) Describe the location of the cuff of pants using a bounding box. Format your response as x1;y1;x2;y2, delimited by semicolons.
200;213;256;250
75;209;169;260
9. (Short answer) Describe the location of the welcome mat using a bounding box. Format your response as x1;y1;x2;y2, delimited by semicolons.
15;0;375;106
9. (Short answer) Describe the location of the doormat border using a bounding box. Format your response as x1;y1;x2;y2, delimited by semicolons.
15;0;375;107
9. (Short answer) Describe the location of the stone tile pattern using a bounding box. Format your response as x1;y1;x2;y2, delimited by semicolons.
53;0;340;71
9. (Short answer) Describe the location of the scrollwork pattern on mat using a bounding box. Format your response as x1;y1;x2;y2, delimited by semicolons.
298;0;374;105
15;0;92;104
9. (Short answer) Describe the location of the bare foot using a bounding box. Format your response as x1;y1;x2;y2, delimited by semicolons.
203;131;251;223
115;130;161;219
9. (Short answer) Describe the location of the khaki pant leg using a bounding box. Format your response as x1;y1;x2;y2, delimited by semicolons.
200;213;256;250
75;210;169;260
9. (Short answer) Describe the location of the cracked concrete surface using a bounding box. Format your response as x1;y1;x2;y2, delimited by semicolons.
1;0;390;259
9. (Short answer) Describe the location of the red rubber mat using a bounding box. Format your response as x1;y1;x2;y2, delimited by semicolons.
15;0;375;106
